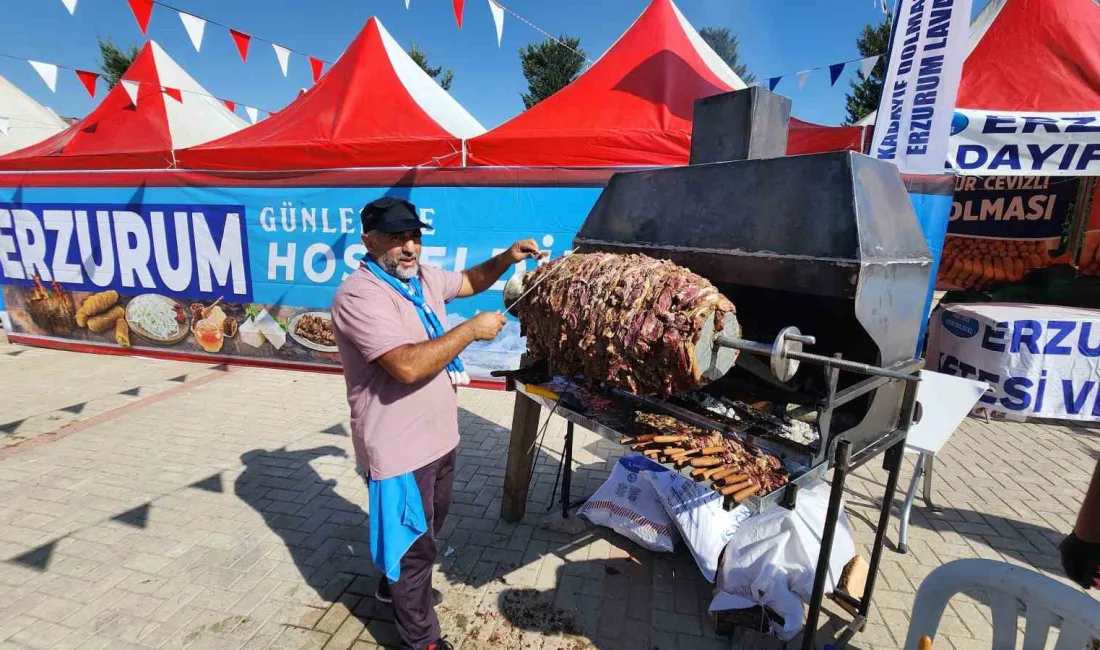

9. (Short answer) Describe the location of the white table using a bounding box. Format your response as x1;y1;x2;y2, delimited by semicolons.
898;370;990;553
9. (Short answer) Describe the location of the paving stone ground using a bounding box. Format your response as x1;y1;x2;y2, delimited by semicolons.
1;329;1098;650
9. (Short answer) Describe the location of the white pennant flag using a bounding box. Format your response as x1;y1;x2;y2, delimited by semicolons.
0;117;9;136
28;61;58;92
272;44;291;77
178;12;207;52
405;0;410;8
61;0;78;14
860;56;880;78
121;79;141;106
245;106;259;124
796;70;811;90
488;0;504;47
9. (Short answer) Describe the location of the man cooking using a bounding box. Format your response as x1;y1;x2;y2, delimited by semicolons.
331;197;543;650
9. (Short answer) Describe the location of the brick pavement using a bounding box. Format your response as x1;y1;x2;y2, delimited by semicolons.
1;329;1098;649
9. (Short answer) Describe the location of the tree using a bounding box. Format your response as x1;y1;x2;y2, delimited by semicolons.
699;27;756;85
98;38;139;90
408;43;454;91
844;18;891;125
519;36;586;109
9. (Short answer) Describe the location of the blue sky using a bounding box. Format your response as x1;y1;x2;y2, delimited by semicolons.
1;0;991;129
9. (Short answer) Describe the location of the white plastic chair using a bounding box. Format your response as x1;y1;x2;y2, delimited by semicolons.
898;371;989;553
903;559;1100;650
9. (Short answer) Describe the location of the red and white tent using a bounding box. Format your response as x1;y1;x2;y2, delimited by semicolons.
467;0;866;167
0;42;245;171
0;73;68;155
859;0;1100;123
179;18;485;171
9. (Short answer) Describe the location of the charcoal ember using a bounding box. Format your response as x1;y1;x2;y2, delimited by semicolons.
515;252;736;397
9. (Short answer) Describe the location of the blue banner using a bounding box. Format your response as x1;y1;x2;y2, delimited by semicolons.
0;183;601;376
0;176;949;376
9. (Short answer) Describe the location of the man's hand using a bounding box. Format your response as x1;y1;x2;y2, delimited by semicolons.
506;239;547;264
459;239;547;298
468;311;507;341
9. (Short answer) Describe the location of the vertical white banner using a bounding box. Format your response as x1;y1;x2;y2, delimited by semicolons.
870;0;971;174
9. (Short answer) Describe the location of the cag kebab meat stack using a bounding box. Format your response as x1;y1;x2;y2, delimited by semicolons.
623;411;788;506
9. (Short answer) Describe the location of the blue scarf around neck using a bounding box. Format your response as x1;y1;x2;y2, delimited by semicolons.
365;256;468;386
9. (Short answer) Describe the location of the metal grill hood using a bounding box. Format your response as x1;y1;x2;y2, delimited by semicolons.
573;151;933;368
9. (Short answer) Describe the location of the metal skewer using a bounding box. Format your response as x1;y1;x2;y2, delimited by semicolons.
502;247;583;316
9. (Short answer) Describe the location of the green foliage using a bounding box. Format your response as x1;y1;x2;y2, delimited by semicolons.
518;35;586;109
844;18;891;125
699;27;756;85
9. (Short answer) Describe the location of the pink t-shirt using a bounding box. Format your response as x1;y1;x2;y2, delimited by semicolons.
331;262;465;480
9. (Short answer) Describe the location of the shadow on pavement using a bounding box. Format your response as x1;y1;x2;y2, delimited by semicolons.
235;444;405;646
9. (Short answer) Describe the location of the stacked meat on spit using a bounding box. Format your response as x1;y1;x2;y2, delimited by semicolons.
513;252;737;397
621;411;787;507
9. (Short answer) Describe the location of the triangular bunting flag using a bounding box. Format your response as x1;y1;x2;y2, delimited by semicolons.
61;0;78;14
126;0;154;34
245;106;259;124
488;0;504;47
0;117;9;136
121;79;141;106
768;76;781;92
309;56;324;83
405;0;410;7
829;62;846;86
453;0;465;27
230;29;251;62
163;87;183;102
796;70;811;90
272;44;291;77
179;12;206;52
860;56;880;78
75;70;99;98
223;99;235;112
28;61;58;92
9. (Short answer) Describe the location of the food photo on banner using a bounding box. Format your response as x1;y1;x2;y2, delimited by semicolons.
0;183;601;377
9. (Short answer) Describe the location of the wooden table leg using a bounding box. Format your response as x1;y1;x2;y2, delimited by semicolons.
501;392;542;522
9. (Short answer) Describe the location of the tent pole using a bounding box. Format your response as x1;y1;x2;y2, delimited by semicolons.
461;140;467;167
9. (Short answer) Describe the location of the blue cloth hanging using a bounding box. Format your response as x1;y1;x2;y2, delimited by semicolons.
364;256;469;386
368;472;428;583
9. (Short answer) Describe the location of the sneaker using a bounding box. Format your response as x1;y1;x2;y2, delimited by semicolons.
375;579;392;603
427;638;455;650
375;580;443;606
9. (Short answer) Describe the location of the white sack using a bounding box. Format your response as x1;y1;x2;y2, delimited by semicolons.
578;454;680;553
646;470;755;582
709;480;856;641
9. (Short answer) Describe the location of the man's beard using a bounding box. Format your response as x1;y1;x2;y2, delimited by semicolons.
380;253;419;281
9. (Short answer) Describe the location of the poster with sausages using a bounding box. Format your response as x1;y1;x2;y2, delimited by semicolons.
936;176;1080;291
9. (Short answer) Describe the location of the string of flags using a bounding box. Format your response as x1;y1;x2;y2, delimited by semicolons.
765;54;883;92
0;51;274;124
59;0;329;84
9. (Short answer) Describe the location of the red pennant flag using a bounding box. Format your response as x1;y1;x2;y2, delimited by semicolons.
309;57;324;83
75;70;99;98
126;0;154;34
163;87;183;102
223;99;235;112
229;29;251;62
452;0;465;27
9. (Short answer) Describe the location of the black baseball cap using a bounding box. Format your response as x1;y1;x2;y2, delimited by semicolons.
360;197;429;234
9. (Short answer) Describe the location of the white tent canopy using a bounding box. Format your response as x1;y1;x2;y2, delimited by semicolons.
0;73;67;155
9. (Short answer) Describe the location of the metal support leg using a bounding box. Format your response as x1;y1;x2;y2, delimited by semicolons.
562;422;574;519
897;452;926;554
922;454;940;511
803;440;852;650
859;441;905;620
